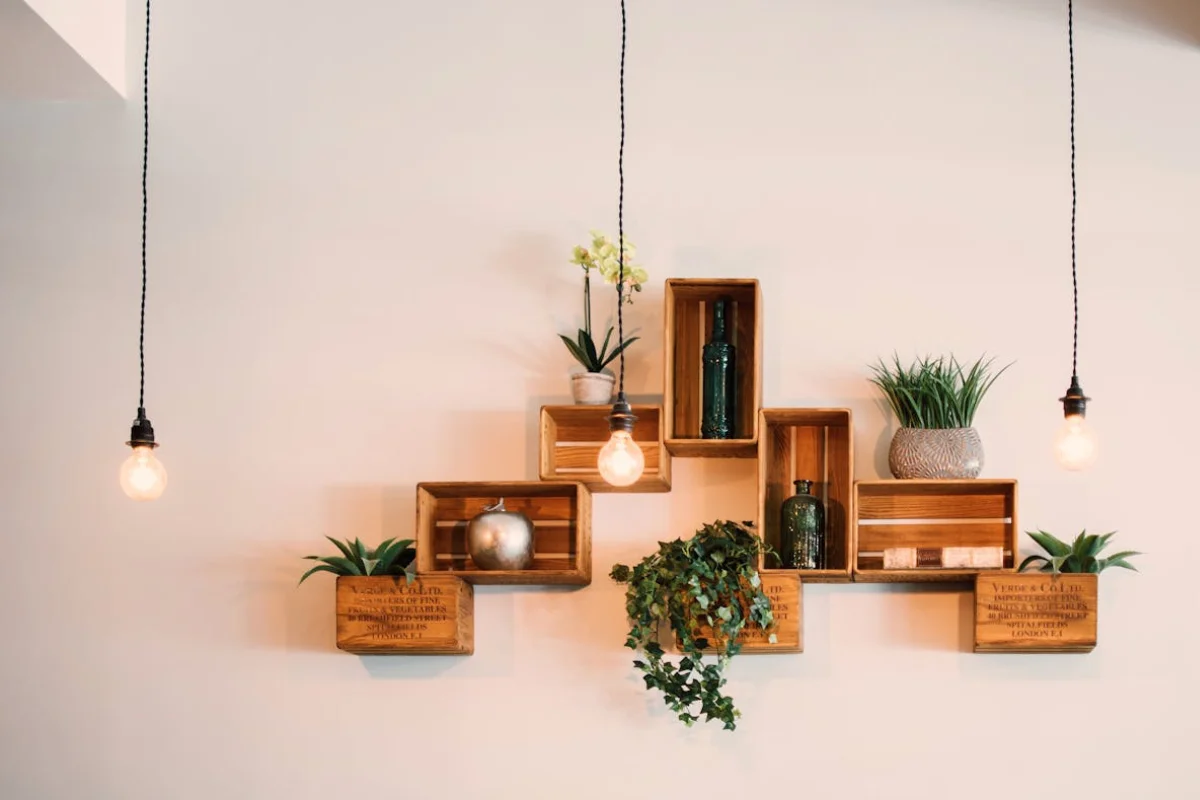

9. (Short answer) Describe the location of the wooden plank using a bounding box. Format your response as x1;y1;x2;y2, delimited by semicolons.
858;492;1010;520
671;291;701;440
975;573;1097;653
854;567;984;584
543;405;661;442
825;415;853;578
336;575;473;655
856;521;1012;551
760;421;794;567
432;495;576;522
733;296;756;440
551;444;661;471
665;438;758;458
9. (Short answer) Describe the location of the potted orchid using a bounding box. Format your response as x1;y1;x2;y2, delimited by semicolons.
561;231;650;404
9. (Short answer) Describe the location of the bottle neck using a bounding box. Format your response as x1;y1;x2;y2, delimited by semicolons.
711;301;728;342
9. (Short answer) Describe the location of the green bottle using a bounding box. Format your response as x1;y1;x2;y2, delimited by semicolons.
780;480;825;570
701;298;736;439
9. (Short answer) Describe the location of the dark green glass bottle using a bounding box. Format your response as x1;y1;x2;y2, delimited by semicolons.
780;479;825;570
701;298;736;439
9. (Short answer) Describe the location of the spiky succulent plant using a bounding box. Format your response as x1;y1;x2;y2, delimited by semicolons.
1019;529;1141;574
298;536;417;585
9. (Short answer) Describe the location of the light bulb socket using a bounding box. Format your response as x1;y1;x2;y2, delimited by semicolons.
1059;376;1090;418
607;393;638;434
127;408;159;448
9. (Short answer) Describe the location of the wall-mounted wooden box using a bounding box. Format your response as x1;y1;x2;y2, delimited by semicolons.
416;481;592;585
538;405;671;492
681;571;803;654
663;278;762;458
336;575;474;655
758;408;853;583
974;572;1097;653
853;479;1018;583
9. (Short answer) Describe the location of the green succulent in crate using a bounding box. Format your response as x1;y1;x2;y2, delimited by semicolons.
1019;529;1141;574
298;537;417;585
609;520;775;732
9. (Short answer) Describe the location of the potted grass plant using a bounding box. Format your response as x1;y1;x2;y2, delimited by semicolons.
609;520;776;731
561;231;649;404
868;353;1011;479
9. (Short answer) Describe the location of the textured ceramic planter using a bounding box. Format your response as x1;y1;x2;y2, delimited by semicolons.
570;371;615;405
888;427;984;479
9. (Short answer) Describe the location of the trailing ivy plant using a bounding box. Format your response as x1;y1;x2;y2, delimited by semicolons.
1019;529;1141;574
609;520;775;731
298;536;417;585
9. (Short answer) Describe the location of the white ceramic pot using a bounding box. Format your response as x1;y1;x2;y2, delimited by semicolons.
570;371;615;405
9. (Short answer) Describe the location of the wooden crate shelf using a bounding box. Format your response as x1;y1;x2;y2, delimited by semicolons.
974;572;1097;654
336;575;474;655
757;408;853;583
663;278;762;458
538;405;671;492
680;571;803;654
416;481;592;585
852;479;1018;583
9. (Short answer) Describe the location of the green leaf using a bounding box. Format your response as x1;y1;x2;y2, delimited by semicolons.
595;326;614;364
599;336;641;369
1019;554;1049;572
579;329;600;367
1027;530;1072;558
325;536;356;562
1105;557;1139;572
319;556;363;575
560;334;595;370
716;606;732;622
298;564;342;585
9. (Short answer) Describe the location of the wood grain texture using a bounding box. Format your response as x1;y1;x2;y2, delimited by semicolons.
416;481;592;585
663;278;761;457
683;571;803;654
336;575;473;655
756;409;854;582
852;479;1018;583
974;573;1097;653
538;405;671;492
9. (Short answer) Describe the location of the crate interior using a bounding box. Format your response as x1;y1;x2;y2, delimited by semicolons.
855;481;1016;573
759;409;852;580
418;483;583;575
540;405;666;489
666;280;758;442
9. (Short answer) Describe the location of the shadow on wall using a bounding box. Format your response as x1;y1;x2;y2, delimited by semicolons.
1095;0;1200;44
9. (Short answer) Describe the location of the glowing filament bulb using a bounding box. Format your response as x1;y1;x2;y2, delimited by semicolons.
120;445;167;500
1054;414;1097;471
598;429;645;487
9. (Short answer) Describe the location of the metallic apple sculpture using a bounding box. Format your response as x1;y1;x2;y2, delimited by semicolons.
466;498;536;570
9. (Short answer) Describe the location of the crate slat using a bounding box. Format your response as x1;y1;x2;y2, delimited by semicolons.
974;573;1098;653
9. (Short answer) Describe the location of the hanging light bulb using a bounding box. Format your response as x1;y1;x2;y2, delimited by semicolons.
599;398;645;487
1053;0;1097;472
1055;377;1096;471
597;0;644;488
121;0;167;501
121;412;167;500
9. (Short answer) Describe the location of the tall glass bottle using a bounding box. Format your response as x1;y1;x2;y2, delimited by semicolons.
780;479;825;570
701;298;736;439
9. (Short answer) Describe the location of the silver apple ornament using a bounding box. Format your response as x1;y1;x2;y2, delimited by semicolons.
466;498;536;570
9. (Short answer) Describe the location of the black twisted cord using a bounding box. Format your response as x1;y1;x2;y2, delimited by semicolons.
616;0;626;396
1069;0;1078;381
139;0;151;413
